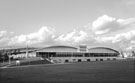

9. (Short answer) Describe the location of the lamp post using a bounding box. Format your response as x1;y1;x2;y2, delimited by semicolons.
25;44;29;58
8;55;11;65
8;46;12;65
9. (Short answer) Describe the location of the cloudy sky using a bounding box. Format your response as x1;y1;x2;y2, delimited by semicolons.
0;0;135;50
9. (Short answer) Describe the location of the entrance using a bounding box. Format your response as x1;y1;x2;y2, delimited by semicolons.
87;59;91;62
100;59;103;61
65;60;69;62
78;59;81;62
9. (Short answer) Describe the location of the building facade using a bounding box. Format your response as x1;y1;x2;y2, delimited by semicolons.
36;45;120;63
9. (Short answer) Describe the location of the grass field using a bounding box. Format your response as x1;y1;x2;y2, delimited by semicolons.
0;59;135;83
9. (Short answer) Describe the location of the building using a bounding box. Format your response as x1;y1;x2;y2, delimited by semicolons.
36;45;120;63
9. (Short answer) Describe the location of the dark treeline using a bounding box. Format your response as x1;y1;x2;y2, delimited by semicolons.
132;51;135;56
0;49;20;62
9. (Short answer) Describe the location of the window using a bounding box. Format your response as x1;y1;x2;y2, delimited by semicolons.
78;59;81;62
94;53;99;57
87;59;90;62
96;59;98;61
65;60;69;62
100;59;103;61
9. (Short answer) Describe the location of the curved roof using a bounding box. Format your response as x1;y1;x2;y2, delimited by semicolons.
37;45;78;52
36;45;119;53
88;47;119;53
44;45;77;49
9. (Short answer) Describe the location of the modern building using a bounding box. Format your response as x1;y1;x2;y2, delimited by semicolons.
36;45;120;63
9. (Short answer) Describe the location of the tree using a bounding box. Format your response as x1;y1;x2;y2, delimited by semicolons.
132;51;135;57
0;49;8;62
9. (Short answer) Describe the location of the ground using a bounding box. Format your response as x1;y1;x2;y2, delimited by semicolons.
0;59;135;83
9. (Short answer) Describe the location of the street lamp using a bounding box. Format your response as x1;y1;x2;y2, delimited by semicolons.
8;48;12;65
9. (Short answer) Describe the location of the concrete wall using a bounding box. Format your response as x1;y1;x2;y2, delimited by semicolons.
51;57;118;63
12;52;36;59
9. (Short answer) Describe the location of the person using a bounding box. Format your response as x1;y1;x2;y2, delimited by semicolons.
16;60;20;66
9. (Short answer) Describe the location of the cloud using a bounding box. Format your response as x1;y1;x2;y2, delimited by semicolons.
55;29;89;45
92;15;135;50
126;45;135;50
0;31;7;38
0;31;14;47
96;30;135;43
92;15;135;34
95;36;114;43
126;40;135;50
131;40;135;44
95;30;135;50
8;26;56;46
0;31;14;38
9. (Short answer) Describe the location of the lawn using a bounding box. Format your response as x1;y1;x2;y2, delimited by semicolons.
0;57;43;67
0;59;135;83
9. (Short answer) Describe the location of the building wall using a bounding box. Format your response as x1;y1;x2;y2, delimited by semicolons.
51;57;118;63
12;52;36;59
36;46;120;63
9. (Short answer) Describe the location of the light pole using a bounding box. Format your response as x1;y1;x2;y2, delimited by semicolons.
8;47;12;65
25;44;29;58
8;55;11;65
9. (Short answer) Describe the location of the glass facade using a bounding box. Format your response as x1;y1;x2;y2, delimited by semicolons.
37;52;119;57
